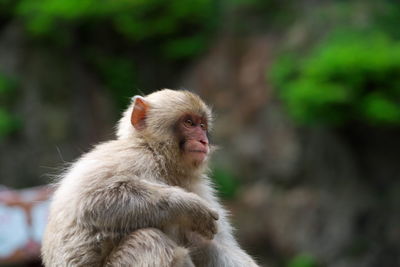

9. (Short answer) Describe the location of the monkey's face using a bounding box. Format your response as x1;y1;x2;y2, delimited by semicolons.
128;90;213;169
176;113;210;166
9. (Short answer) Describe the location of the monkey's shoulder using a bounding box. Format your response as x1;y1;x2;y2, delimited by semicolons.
57;139;152;184
83;139;153;166
86;139;146;158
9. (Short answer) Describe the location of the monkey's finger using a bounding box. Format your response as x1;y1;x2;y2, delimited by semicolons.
193;224;213;240
210;222;218;235
210;210;219;220
212;223;218;234
204;230;214;240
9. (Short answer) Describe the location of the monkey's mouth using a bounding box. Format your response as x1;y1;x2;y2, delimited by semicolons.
184;140;209;160
188;149;208;154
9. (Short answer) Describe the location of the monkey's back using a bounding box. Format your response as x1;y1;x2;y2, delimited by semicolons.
41;139;157;266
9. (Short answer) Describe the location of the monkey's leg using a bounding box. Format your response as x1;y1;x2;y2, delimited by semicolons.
104;228;194;267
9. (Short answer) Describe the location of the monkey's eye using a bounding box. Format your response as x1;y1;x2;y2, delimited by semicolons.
184;119;194;127
200;123;207;130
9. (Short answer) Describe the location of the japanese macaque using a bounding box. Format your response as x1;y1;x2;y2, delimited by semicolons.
42;89;259;267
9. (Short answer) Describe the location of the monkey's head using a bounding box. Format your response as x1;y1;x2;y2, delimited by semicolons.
117;89;213;168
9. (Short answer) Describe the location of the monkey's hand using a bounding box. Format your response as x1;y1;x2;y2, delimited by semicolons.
169;190;219;240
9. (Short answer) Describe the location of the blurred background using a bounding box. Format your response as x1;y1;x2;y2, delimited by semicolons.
0;0;400;266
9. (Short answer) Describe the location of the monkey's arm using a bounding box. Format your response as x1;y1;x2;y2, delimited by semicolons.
76;176;217;237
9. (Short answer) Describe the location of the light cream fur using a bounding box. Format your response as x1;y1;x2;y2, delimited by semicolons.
41;89;259;267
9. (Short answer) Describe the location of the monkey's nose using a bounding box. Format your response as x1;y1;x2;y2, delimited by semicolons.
199;139;208;146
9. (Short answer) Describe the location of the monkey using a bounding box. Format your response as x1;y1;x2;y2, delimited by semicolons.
42;89;259;267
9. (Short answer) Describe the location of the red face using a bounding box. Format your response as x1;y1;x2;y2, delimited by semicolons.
177;113;209;166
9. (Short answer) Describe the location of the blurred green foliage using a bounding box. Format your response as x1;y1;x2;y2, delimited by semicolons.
0;109;19;138
287;253;317;267
228;0;295;30
212;167;239;199
13;0;217;59
92;55;138;110
2;0;220;110
0;74;16;95
271;33;400;126
0;73;19;139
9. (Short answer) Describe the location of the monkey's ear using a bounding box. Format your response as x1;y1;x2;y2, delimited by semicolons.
131;96;149;131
